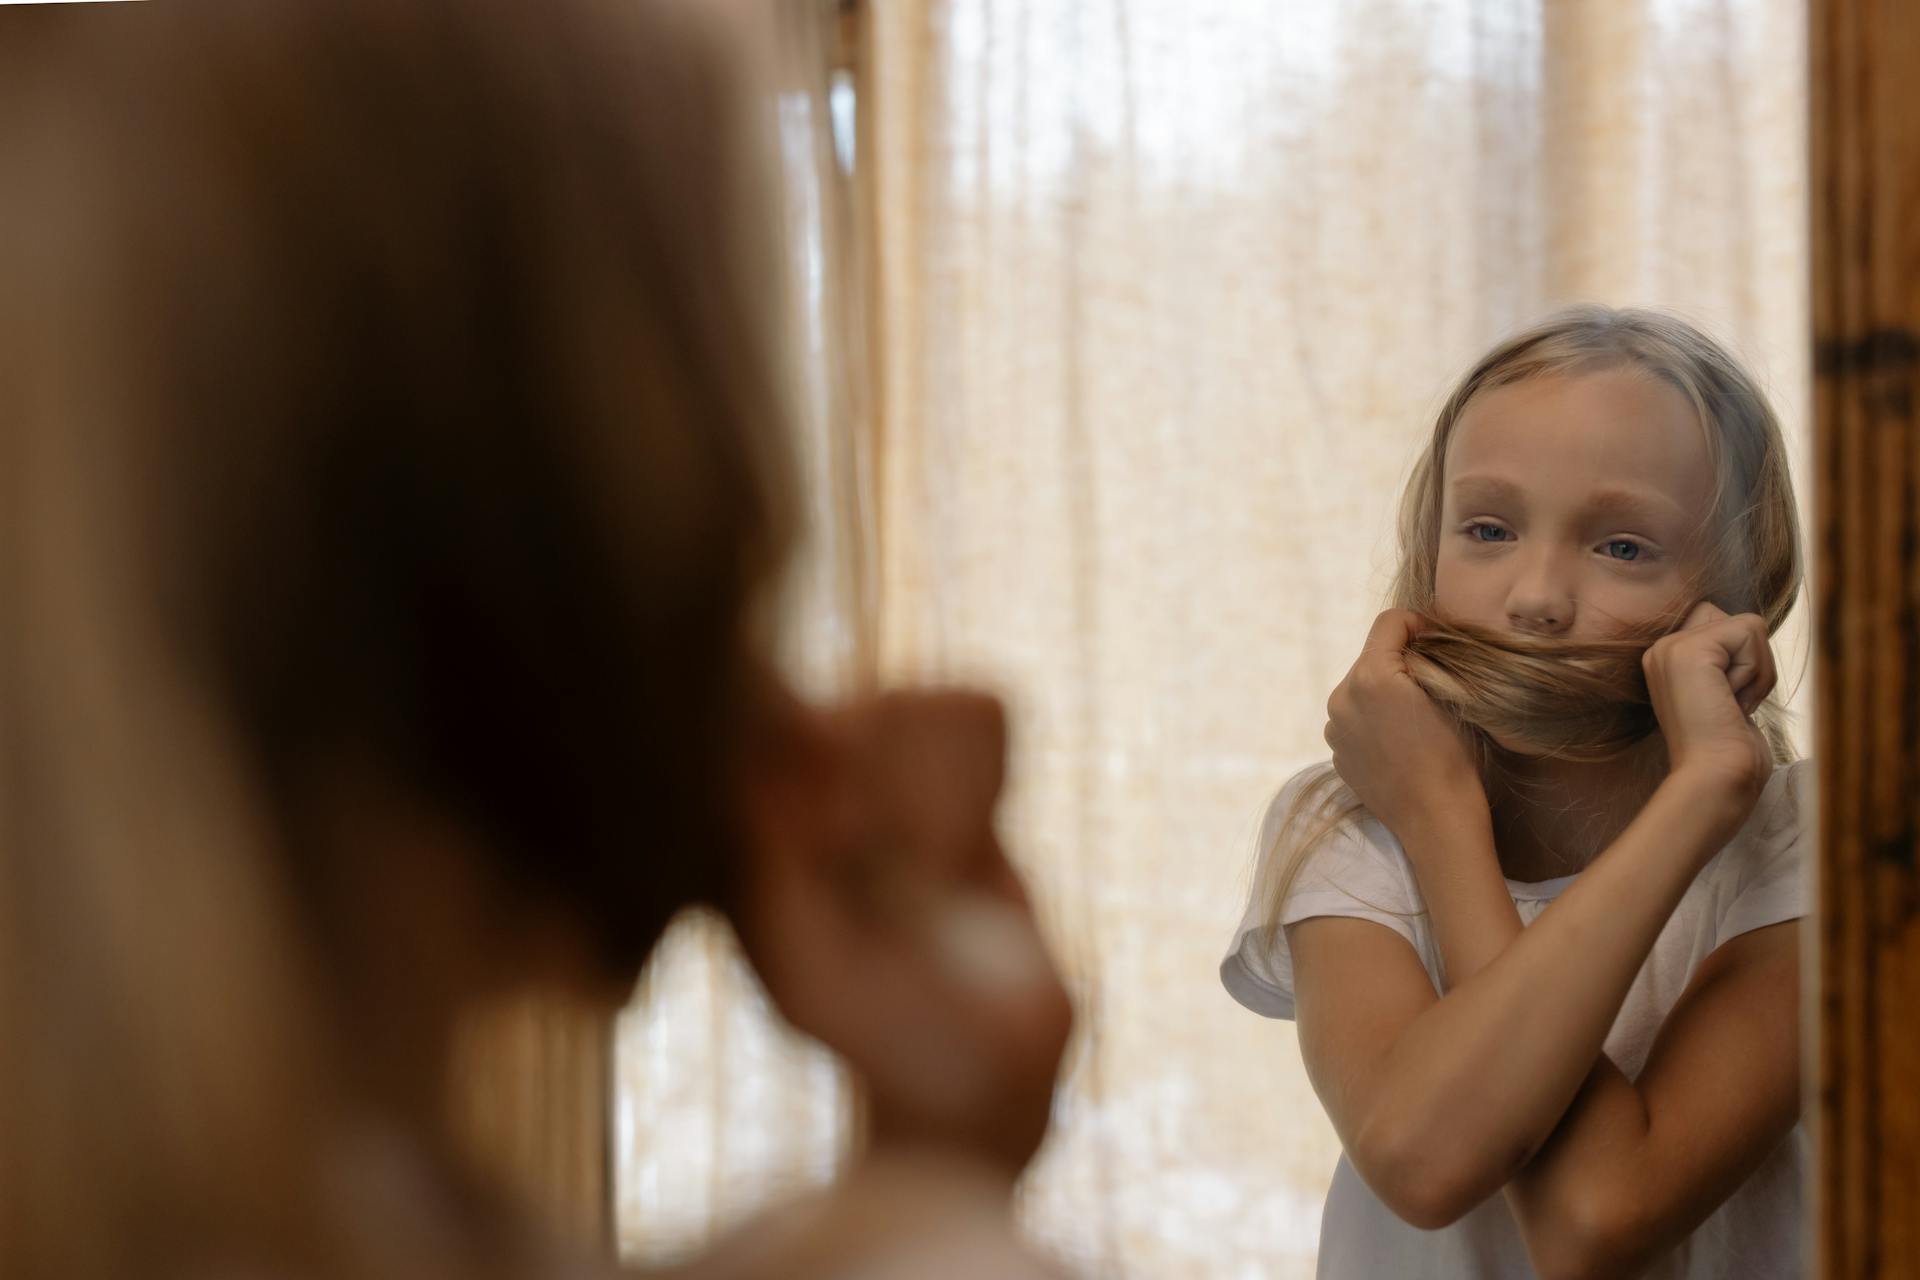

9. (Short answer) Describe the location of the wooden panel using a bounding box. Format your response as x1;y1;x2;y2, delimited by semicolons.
1811;0;1920;1274
448;995;611;1249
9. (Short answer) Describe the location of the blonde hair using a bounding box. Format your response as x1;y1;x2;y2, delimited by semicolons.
1259;306;1803;927
0;1;791;1275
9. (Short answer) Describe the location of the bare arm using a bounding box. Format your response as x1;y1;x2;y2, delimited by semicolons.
1394;804;1801;1278
1299;606;1802;1276
1288;771;1739;1229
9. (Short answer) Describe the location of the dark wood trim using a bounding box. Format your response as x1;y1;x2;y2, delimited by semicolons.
1811;0;1920;1273
448;996;612;1250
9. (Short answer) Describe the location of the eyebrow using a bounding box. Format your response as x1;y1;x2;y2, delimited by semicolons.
1446;474;1685;527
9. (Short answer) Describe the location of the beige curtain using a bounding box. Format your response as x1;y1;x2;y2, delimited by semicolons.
616;2;1810;1275
611;0;867;1265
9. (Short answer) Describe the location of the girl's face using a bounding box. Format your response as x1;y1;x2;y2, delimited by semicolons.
1432;368;1714;642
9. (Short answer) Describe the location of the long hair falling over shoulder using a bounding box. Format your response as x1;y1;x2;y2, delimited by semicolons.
0;1;793;1276
1258;307;1804;931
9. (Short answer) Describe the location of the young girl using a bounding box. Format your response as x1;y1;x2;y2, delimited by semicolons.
1221;308;1809;1279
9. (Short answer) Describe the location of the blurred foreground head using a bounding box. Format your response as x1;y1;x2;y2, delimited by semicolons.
0;0;795;1273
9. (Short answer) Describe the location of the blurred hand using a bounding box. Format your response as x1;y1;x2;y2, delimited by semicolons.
684;1146;1074;1280
737;684;1073;1178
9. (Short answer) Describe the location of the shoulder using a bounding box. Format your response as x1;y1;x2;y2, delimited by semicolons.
1254;762;1410;884
679;1152;1071;1280
1224;761;1430;1020
1253;763;1338;852
1756;757;1813;832
1249;761;1422;917
1713;758;1813;876
1695;758;1813;947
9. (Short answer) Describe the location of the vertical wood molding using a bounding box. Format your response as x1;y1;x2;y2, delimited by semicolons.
449;994;612;1251
1812;0;1920;1274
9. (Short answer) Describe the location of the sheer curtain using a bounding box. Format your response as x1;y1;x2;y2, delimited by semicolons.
616;2;1809;1275
612;0;866;1264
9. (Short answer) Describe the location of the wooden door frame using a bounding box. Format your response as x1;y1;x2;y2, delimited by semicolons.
1811;0;1920;1273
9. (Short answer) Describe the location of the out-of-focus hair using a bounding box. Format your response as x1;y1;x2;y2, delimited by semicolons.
0;0;793;1274
1257;307;1803;930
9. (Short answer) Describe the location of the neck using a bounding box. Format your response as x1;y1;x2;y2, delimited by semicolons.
1486;735;1668;883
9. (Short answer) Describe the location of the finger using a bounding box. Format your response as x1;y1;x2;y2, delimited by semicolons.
854;690;1011;888
1673;613;1775;716
1711;615;1765;688
1361;608;1423;656
1680;600;1730;632
1724;617;1776;714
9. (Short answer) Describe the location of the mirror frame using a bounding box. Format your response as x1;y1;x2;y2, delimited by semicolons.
1811;0;1920;1274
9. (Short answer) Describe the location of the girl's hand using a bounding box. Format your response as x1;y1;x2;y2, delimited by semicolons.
1325;609;1490;850
1643;602;1776;827
737;687;1073;1178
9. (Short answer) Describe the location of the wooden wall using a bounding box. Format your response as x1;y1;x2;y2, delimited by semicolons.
1812;0;1920;1273
448;995;611;1250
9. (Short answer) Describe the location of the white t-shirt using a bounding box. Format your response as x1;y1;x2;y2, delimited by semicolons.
1220;759;1812;1280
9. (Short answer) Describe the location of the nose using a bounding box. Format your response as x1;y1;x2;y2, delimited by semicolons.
1505;548;1575;637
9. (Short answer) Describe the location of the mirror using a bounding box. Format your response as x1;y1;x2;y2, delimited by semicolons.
615;3;1860;1278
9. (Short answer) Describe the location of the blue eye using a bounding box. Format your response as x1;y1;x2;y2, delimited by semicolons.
1603;540;1642;561
1469;523;1512;543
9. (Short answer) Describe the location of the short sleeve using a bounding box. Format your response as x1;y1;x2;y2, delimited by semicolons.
1713;759;1813;950
1220;766;1429;1020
